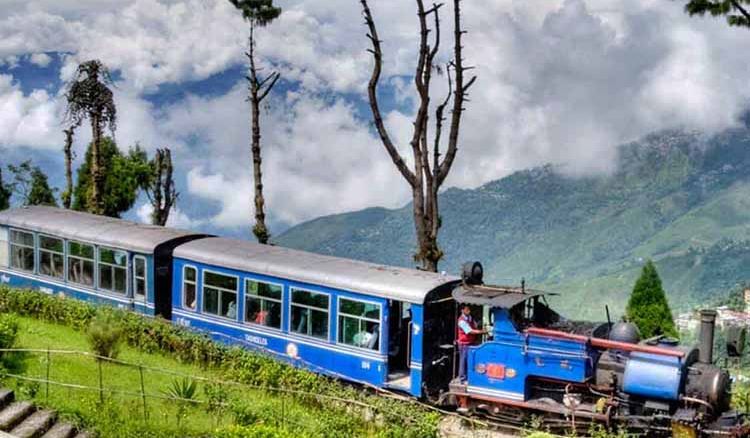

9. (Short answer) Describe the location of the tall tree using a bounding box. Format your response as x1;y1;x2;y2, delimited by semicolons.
7;161;57;207
145;148;178;226
73;138;149;218
228;0;282;244
0;168;11;211
681;0;750;27
62;127;75;209
64;60;117;216
626;260;678;339
360;0;477;272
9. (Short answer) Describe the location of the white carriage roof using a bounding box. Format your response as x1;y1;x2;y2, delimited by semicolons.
0;206;201;253
175;237;459;304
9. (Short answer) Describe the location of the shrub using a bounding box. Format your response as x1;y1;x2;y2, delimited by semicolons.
87;311;123;360
214;424;297;438
0;313;19;350
0;287;440;437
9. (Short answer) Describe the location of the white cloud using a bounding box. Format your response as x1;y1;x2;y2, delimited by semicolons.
2;0;750;230
135;202;197;229
28;53;52;67
164;85;409;227
0;74;60;149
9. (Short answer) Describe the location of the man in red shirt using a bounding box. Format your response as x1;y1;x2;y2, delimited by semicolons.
457;305;487;383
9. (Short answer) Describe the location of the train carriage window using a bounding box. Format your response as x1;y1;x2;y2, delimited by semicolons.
203;271;238;319
133;256;147;298
9;230;35;272
39;235;64;279
245;279;282;330
290;289;329;340
338;298;381;351
183;266;197;310
67;241;94;287
98;247;128;295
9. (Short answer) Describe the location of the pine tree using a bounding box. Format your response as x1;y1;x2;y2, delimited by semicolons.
626;260;678;339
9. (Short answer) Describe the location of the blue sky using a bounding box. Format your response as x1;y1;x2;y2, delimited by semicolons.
1;0;749;238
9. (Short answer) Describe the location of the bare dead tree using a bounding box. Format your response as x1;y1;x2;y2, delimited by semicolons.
361;0;476;272
62;127;75;209
145;148;178;226
229;0;282;244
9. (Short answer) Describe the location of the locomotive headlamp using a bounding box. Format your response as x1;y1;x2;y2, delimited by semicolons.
461;261;483;285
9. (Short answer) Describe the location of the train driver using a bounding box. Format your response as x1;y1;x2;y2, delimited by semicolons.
457;305;487;383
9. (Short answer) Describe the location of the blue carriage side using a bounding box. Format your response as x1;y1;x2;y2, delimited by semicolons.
171;237;458;397
0;206;206;316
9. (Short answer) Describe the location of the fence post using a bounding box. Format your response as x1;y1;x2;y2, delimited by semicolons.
97;360;104;404
139;365;148;423
45;348;50;402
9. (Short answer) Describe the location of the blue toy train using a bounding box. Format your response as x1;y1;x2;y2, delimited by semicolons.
0;206;746;436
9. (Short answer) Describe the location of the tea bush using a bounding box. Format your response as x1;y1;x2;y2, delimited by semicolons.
0;313;19;350
86;311;124;359
0;287;439;437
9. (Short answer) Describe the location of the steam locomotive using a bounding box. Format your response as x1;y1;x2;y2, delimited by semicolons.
446;263;748;436
0;207;747;437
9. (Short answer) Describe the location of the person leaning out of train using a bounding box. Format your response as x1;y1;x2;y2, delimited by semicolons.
457;305;487;383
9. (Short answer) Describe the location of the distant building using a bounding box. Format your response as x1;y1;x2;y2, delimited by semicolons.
677;306;750;333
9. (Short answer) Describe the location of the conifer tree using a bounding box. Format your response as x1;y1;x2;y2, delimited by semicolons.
626;260;678;339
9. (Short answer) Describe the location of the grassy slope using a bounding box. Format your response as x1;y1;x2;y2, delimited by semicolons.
6;316;375;438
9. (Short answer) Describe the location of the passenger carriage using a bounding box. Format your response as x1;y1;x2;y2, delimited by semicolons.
0;207;206;316
171;237;459;396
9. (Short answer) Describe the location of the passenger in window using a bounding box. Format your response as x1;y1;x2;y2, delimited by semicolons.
254;309;268;325
226;301;237;319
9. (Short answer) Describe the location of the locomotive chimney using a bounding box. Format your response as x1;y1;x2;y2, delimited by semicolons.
699;309;717;364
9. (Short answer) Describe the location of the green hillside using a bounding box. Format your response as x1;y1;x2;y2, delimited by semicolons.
276;128;750;319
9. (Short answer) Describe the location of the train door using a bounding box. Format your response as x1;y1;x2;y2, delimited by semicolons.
132;255;148;312
386;300;412;390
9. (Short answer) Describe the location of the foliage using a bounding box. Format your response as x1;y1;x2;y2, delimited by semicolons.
228;0;281;26
64;60;117;215
204;382;230;427
0;168;10;210
626;261;678;339
6;161;57;207
64;60;117;132
0;287;440;437
86;311;123;360
164;377;198;428
73;138;150;217
0;314;19;351
214;424;296;438
682;0;750;27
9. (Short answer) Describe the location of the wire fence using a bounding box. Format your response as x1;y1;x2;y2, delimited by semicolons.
0;347;501;436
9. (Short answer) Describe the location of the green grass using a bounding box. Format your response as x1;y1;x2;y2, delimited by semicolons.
3;316;376;437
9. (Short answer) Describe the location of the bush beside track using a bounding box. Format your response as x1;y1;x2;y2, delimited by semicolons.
0;286;441;437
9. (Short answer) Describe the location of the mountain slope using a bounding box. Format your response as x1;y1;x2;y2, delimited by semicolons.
277;129;750;319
